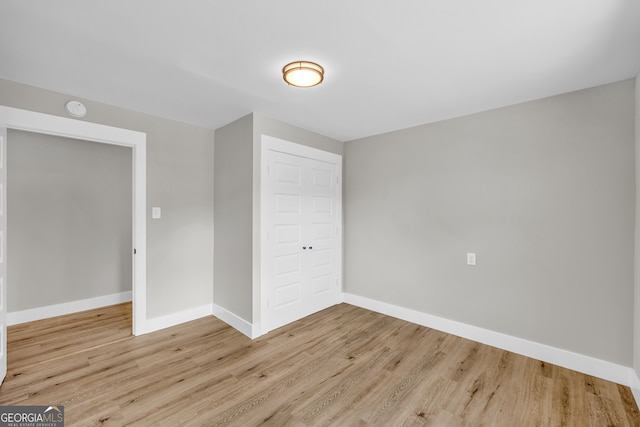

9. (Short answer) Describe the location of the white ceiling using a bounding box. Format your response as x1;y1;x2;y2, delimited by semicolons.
1;1;639;141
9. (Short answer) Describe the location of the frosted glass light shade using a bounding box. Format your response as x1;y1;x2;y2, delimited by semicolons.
282;61;324;87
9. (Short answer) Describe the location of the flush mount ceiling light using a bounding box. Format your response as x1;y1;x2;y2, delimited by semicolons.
282;61;324;87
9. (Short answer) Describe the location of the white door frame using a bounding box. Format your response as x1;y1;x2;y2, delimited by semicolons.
0;105;148;336
259;135;342;336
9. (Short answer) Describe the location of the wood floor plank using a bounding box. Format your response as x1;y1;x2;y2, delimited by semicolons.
1;302;638;426
7;302;132;371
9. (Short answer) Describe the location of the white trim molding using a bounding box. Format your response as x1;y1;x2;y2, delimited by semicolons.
0;105;147;336
633;385;640;410
142;304;213;335
213;304;259;339
344;292;639;389
8;292;132;325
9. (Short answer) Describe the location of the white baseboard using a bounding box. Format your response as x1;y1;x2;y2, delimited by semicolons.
143;304;214;335
212;304;258;339
7;291;132;325
633;386;640;410
343;292;638;389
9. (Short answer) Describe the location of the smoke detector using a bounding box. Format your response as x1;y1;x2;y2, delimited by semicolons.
65;100;87;118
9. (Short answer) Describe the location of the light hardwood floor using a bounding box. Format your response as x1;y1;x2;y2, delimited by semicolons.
0;302;638;426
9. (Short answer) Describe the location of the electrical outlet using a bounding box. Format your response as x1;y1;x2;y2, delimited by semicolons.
466;253;476;266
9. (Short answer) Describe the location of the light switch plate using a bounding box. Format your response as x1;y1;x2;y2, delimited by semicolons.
152;207;161;219
467;253;476;266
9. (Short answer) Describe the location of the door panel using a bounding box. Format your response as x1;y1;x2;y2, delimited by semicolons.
262;141;341;333
274;194;301;214
275;282;301;307
312;274;333;295
312;249;332;268
312;196;333;214
312;223;332;241
274;224;301;246
274;161;302;185
312;168;333;188
274;253;301;277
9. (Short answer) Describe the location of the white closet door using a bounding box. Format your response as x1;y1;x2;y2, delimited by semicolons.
262;138;341;334
307;160;339;311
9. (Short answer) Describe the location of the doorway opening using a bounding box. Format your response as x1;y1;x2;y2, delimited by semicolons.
0;106;147;344
8;129;133;327
0;106;147;384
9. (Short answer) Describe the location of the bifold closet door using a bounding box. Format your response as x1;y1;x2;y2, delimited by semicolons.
262;147;340;333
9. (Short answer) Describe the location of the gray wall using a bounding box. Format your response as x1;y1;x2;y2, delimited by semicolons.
8;130;132;311
253;113;344;156
213;113;343;324
635;73;640;375
0;79;214;319
345;80;635;365
214;114;253;321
